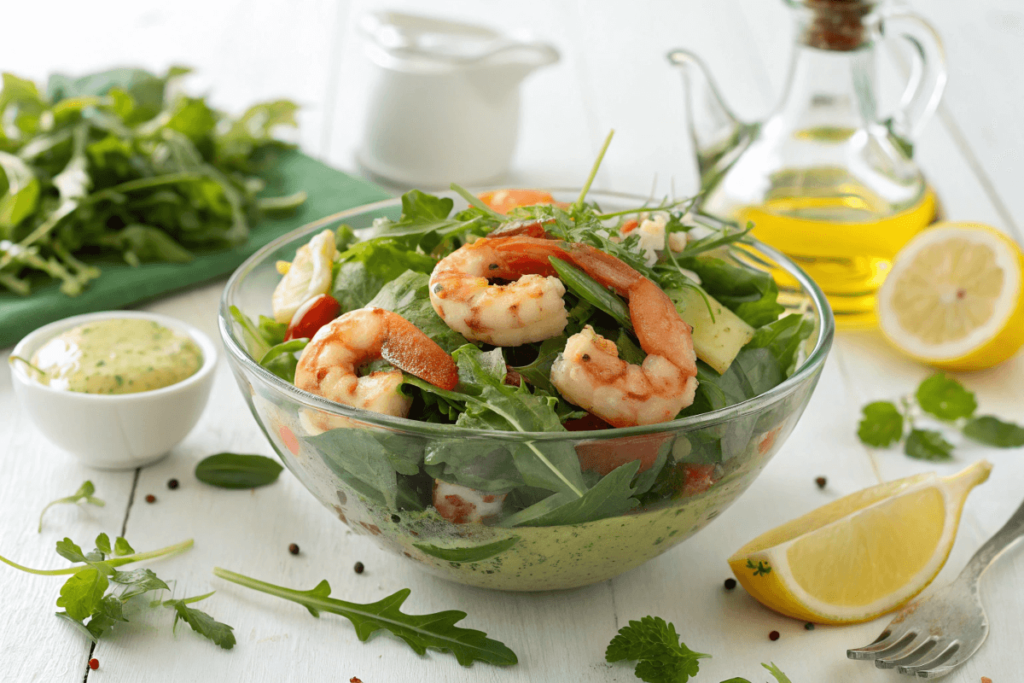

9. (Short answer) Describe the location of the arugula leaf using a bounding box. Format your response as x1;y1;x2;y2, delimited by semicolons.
38;480;105;532
904;429;954;461
762;662;793;683
259;338;307;382
549;257;633;331
745;313;814;377
366;270;468;353
606;615;708;683
371;189;490;251
509;335;566;394
857;401;904;447
962;416;1024;448
166;593;236;650
194;453;283;489
688;348;782;414
413;537;520;563
214;568;518;667
501;460;640;527
916;373;977;421
307;429;402;507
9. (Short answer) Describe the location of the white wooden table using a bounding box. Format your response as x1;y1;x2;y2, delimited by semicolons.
2;1;1022;681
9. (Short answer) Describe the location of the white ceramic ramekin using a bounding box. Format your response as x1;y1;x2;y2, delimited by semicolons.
10;311;217;470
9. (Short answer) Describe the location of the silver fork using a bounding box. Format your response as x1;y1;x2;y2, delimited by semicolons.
848;495;1024;678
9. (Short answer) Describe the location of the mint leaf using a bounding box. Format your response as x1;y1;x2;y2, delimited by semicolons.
214;568;517;667
168;595;236;650
38;480;105;533
857;401;904;447
606;615;708;683
916;373;977;421
905;429;954;461
963;416;1024;448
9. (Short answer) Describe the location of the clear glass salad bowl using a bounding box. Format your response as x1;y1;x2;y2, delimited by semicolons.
219;190;834;591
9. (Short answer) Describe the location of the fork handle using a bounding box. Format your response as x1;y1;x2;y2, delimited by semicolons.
958;495;1024;586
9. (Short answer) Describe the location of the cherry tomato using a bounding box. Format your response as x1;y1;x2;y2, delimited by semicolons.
477;189;567;214
285;294;340;341
620;219;639;234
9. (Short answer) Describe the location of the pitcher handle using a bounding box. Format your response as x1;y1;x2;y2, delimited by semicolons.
882;12;948;152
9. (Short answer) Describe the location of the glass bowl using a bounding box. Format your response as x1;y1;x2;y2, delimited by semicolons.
218;190;834;591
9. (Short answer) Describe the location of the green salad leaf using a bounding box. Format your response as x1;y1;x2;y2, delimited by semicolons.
367;270;468;353
858;401;904;447
194;453;284;489
501;460;640;527
916;373;978;421
678;256;784;327
605;615;709;683
332;239;436;312
38;480;105;533
904;429;954;461
213;567;518;667
962;416;1024;448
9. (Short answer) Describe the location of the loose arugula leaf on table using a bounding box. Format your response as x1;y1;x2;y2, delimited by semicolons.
904;429;954;462
194;452;284;489
0;66;305;296
858;401;905;447
165;592;236;650
0;534;228;647
213;568;517;667
605;615;709;683
962;416;1024;448
38;480;105;533
916;373;977;421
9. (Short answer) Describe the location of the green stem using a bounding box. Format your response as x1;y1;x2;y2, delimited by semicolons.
0;539;194;576
575;130;615;209
85;173;204;203
449;183;505;219
9;355;47;377
594;200;682;220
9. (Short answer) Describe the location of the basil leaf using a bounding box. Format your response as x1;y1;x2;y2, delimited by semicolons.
194;453;284;489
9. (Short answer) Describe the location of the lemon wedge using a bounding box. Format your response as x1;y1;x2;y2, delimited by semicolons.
272;229;336;323
877;222;1024;371
728;461;991;624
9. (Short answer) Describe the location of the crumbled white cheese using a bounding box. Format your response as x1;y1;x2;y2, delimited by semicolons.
635;214;668;266
668;232;688;253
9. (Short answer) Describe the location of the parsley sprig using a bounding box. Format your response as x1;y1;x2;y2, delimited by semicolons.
605;616;792;683
0;534;234;649
858;373;1024;460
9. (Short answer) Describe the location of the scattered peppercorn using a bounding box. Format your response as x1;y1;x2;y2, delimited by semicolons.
288;543;300;555
145;494;156;504
89;658;99;670
815;476;827;489
391;514;401;524
769;630;780;641
724;578;737;590
350;677;363;683
805;622;815;630
354;561;365;574
167;478;179;490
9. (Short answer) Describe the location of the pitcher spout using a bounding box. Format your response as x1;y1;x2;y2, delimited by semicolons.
667;49;752;179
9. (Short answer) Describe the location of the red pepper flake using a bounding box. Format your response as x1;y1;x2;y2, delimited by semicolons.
724;578;737;590
815;476;827;489
144;494;156;504
982;678;992;683
89;658;99;670
769;630;780;641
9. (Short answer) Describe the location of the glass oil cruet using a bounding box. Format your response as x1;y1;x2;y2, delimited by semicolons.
669;0;947;327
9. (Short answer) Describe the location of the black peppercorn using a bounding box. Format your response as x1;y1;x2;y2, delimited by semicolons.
354;561;365;574
167;478;179;490
769;630;780;641
815;476;827;489
724;578;737;590
288;543;300;555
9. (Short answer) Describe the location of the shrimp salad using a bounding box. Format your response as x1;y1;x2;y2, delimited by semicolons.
231;187;814;530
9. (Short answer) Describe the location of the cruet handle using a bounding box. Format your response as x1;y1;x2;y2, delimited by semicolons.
881;12;948;152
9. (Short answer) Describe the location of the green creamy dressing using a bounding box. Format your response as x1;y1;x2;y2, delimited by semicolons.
31;319;203;395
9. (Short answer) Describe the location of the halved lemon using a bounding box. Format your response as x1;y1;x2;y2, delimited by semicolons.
271;229;336;323
728;461;991;624
877;222;1024;371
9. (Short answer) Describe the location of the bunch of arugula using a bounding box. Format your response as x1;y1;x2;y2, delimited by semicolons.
232;132;815;527
0;67;305;296
0;534;234;649
858;372;1024;460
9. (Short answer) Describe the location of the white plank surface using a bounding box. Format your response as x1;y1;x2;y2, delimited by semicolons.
2;1;1023;682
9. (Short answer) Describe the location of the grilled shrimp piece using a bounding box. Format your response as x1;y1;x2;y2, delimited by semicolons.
429;236;571;346
294;308;458;418
432;480;507;524
548;255;699;427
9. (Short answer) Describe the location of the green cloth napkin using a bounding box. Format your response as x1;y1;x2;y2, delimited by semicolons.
0;151;391;348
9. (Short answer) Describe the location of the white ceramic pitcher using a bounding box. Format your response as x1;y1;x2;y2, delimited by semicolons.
357;12;559;188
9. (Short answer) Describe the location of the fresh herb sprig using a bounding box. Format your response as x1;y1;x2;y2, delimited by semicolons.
0;534;233;648
858;373;1024;460
605;616;792;683
0;67;305;296
38;480;105;533
213;567;517;667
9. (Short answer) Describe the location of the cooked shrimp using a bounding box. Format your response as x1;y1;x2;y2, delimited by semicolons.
431;234;699;425
429;236;572;346
294;308;458;419
432;480;507;524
